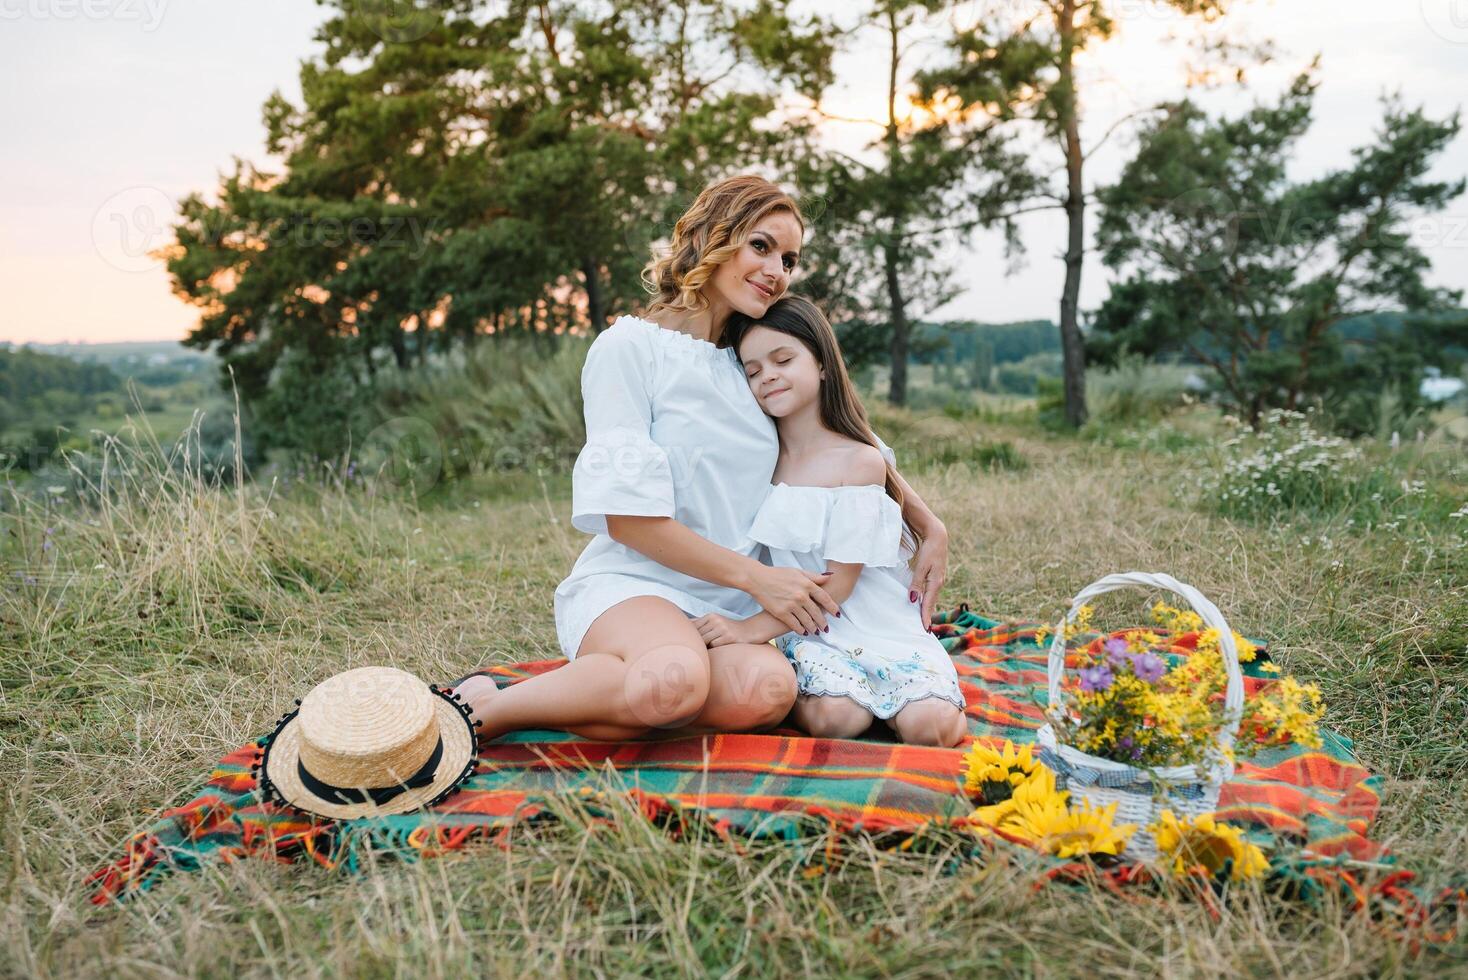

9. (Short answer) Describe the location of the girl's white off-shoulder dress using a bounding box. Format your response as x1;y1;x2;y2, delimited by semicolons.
746;482;966;719
553;314;897;661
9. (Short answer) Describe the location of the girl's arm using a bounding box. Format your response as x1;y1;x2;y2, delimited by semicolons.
889;465;946;540
871;431;945;540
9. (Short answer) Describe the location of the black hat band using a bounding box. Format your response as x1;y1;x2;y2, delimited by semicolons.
295;735;444;806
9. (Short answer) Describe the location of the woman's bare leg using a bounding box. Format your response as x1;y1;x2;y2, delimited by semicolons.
454;597;711;741
661;643;798;735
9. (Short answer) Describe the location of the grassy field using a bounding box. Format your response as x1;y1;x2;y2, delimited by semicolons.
2;399;1465;977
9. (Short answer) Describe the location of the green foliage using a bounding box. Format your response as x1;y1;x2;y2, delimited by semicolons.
0;348;124;471
1092;70;1468;432
376;334;588;479
169;0;842;452
0;347;121;432
1083;353;1194;427
791;2;1044;406
922;436;1026;472
252;349;380;463
915;0;1257;428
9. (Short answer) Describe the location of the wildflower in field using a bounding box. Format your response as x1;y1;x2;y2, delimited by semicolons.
1149;810;1268;880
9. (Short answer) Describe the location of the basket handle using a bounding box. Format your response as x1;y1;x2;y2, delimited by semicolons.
1045;572;1244;757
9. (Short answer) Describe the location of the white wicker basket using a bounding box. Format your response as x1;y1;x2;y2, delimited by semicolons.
1035;571;1244;859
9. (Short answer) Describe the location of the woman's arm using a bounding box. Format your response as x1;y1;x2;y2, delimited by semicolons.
728;561;862;644
608;516;841;633
885;458;950;631
606;515;764;594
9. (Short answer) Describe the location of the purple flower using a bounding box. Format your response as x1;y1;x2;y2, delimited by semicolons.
1104;637;1130;667
1079;664;1114;693
1131;653;1166;683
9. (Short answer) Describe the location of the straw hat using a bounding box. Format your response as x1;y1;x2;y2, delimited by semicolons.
252;666;480;820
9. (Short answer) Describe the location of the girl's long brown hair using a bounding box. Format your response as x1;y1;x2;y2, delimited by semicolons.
642;175;805;341
727;295;923;560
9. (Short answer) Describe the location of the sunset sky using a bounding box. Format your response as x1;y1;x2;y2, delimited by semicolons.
2;0;1465;346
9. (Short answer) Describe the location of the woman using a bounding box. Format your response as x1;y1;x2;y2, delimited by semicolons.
456;175;949;741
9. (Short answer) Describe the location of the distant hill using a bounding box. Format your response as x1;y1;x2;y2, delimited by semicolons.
911;319;1060;364
15;340;210;369
6;340;213;388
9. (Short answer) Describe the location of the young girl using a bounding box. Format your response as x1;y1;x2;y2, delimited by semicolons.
690;296;968;748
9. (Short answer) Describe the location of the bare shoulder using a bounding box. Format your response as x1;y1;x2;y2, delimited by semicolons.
834;441;888;488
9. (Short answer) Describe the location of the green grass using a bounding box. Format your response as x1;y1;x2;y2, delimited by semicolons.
2;403;1466;977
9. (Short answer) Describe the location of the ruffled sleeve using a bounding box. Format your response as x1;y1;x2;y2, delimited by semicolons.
747;484;905;566
570;321;676;536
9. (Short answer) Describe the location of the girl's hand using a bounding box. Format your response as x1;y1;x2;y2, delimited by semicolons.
744;565;838;635
910;521;949;631
692;612;750;648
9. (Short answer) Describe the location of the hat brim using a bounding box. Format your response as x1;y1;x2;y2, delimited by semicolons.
257;685;478;821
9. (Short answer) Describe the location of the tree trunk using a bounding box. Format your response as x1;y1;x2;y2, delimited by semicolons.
390;326;409;370
885;243;909;406
416;312;429;366
583;256;607;334
884;5;908;408
1056;0;1089;429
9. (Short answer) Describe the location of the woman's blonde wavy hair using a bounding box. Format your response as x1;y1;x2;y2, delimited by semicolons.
641;175;805;342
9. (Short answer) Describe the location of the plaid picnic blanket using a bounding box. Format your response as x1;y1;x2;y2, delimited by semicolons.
85;606;1459;937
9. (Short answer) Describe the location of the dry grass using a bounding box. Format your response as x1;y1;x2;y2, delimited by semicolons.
2;406;1465;977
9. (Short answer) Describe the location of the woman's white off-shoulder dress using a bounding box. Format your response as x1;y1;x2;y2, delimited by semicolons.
746;482;966;720
553;314;897;661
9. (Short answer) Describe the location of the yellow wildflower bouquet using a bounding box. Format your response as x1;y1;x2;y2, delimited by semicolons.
1041;598;1325;772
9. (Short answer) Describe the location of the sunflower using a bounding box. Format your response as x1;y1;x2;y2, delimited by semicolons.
968;769;1135;859
1149;810;1268;880
962;740;1039;804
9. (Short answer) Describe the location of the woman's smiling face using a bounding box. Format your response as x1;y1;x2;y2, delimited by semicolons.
706;211;803;319
739;325;823;418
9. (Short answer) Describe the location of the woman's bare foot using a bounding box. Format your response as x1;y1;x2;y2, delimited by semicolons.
451;673;500;730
